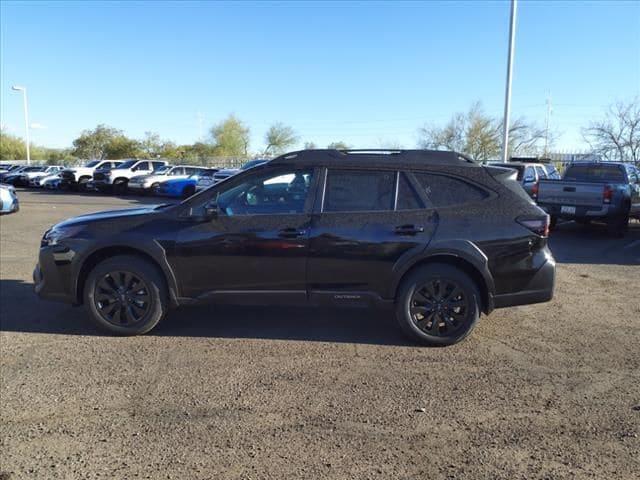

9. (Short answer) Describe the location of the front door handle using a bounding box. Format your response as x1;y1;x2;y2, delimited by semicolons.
278;228;307;238
394;224;425;235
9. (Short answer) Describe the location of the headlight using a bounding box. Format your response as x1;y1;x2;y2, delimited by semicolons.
41;225;85;247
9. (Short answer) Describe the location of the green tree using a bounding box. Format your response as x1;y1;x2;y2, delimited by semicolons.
263;122;298;155
72;124;141;160
327;141;351;150
0;130;26;160
210;114;250;157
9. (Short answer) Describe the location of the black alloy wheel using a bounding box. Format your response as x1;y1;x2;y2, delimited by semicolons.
94;271;151;327
84;255;168;335
396;264;480;346
409;278;470;337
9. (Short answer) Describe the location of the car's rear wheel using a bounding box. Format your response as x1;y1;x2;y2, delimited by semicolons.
395;264;480;346
113;179;128;195
182;185;196;198
84;255;168;335
607;206;630;238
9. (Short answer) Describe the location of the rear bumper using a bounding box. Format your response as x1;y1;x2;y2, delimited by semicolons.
492;255;555;308
538;203;618;220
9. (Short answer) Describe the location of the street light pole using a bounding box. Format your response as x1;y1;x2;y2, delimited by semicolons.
11;85;31;165
501;0;517;163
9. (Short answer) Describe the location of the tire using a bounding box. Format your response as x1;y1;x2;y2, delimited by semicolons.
84;255;169;335
113;179;128;195
549;215;558;231
182;185;196;198
607;206;630;238
395;264;481;346
77;177;90;192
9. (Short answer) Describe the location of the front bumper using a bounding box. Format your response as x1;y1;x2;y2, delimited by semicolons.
492;255;556;308
33;246;78;304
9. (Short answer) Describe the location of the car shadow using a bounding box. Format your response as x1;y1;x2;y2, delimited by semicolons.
0;279;413;346
548;220;640;265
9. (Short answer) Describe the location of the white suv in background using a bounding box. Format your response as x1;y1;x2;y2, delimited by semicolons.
128;165;207;194
92;160;168;193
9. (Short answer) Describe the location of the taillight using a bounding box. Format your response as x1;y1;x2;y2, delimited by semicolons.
532;181;539;200
603;185;613;204
517;215;550;237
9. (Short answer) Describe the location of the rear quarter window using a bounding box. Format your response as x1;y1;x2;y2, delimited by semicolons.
413;172;488;208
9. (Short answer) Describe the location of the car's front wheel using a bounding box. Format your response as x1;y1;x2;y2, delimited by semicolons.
84;255;168;335
395;264;480;346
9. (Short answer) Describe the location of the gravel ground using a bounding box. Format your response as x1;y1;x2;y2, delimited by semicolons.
1;190;639;480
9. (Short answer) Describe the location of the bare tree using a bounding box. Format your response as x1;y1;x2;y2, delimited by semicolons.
582;97;640;165
418;102;547;161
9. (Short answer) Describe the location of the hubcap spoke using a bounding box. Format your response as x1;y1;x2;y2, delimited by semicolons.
411;278;470;337
94;270;150;327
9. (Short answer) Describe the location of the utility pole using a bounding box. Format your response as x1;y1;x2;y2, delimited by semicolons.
501;0;518;163
196;111;204;141
11;85;31;165
544;91;552;157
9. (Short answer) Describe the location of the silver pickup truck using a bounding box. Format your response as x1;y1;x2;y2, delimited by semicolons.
537;162;640;237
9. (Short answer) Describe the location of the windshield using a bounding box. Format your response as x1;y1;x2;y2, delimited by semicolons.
114;160;136;169
85;160;99;168
199;170;216;178
23;166;46;172
154;165;171;174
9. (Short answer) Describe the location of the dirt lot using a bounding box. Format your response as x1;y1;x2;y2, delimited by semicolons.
1;190;639;480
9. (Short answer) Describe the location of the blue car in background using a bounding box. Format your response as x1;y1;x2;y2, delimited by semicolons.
153;169;217;198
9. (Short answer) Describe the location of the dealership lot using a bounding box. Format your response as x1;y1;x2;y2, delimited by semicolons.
1;190;639;479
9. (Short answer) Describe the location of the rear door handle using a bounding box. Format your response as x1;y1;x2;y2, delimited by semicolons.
394;224;425;235
278;228;307;238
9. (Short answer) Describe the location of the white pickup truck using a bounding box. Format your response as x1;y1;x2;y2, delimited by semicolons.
92;159;168;193
59;160;123;191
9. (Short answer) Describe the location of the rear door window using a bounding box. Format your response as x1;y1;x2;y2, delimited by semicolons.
396;173;424;210
535;166;547;179
323;170;394;212
413;173;488;208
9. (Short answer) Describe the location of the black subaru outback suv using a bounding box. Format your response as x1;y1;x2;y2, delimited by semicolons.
34;150;555;345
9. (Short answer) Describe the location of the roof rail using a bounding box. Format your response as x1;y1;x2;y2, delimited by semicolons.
273;149;477;165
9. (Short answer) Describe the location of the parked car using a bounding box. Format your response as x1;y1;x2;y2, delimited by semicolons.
537;162;640;236
154;169;217;198
92;160;168;193
128;165;209;194
59;160;123;191
5;166;62;186
33;173;63;189
196;168;239;191
0;165;27;183
486;161;559;201
0;164;18;174
34;149;555;346
0;183;19;214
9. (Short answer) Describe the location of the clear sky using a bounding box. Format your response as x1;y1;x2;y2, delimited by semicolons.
1;0;639;153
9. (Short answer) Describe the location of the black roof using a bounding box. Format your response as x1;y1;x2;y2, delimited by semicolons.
270;149;477;168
